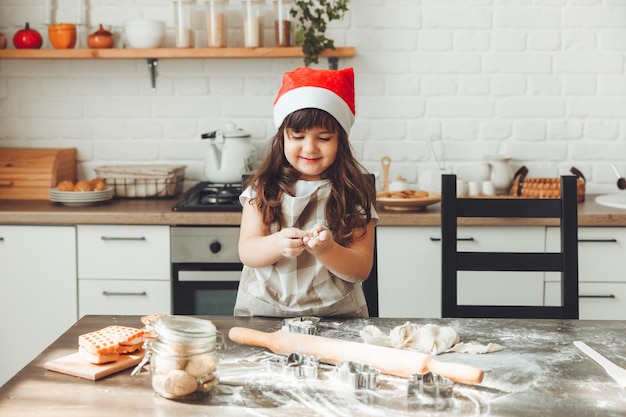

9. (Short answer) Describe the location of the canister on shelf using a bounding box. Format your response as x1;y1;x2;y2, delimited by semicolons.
205;0;227;47
242;0;264;47
173;0;194;47
273;0;293;47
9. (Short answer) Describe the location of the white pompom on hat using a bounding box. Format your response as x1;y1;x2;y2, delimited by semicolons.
273;67;356;135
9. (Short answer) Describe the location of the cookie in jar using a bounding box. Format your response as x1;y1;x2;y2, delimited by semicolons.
147;316;222;400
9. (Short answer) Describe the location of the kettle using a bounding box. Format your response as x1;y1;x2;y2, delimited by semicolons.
202;123;255;184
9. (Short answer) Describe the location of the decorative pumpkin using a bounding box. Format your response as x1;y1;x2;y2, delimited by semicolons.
13;22;43;49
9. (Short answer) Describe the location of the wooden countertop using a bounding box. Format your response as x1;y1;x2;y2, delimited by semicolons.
1;315;625;416
2;196;626;226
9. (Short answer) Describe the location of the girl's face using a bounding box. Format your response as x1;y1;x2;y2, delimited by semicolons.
283;126;339;181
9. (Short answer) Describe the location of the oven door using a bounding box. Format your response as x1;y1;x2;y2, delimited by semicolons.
172;263;242;315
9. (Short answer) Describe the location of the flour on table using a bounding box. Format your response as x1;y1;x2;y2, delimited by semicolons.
360;322;503;355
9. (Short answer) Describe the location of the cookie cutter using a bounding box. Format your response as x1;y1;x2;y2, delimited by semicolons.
334;361;380;390
284;316;320;335
267;353;320;379
407;371;454;406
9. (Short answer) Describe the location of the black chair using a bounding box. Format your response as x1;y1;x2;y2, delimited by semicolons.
441;174;579;319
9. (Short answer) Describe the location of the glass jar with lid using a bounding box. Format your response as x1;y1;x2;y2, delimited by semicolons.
242;0;264;47
173;0;194;48
205;0;227;47
273;0;293;47
147;316;222;400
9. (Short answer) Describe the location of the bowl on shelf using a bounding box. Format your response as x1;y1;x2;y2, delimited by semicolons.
48;23;77;49
123;20;165;48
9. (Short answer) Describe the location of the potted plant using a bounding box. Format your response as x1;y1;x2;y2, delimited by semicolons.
290;0;350;66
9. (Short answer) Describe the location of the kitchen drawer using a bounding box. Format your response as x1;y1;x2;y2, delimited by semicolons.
545;281;626;320
77;225;170;280
78;279;171;317
547;226;626;283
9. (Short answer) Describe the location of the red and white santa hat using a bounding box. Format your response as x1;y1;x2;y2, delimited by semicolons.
273;67;356;135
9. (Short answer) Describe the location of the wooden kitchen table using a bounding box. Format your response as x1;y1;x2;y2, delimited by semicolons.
0;316;625;416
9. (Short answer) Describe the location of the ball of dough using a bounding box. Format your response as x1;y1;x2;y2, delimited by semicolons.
152;354;187;375
73;180;94;192
57;180;74;191
163;370;197;397
184;353;217;377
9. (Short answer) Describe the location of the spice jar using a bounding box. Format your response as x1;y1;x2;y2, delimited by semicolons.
147;316;221;400
173;0;194;48
241;0;264;47
273;0;293;47
205;0;227;47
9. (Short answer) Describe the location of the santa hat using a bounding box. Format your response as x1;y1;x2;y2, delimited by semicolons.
273;67;356;135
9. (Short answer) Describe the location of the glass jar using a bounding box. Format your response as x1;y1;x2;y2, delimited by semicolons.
148;316;221;400
173;0;194;48
273;0;293;47
242;0;264;47
205;0;227;47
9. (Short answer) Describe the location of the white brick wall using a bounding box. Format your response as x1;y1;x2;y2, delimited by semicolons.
1;0;626;193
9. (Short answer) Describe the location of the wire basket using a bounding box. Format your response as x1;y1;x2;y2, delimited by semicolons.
94;165;186;198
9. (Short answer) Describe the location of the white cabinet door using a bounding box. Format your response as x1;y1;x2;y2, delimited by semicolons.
377;226;441;318
546;226;626;319
77;225;171;316
0;225;77;387
77;225;170;279
377;226;546;318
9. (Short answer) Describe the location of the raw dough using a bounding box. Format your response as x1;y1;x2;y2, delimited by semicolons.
360;322;503;355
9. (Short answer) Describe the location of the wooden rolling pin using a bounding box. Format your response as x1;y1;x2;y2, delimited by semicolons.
229;327;484;385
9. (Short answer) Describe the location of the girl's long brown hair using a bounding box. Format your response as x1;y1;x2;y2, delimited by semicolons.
246;108;374;246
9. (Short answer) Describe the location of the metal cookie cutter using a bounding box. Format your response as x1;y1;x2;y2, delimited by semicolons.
267;353;320;379
284;316;320;335
407;371;454;407
335;361;380;390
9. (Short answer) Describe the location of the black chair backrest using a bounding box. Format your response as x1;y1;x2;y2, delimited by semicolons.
441;174;579;319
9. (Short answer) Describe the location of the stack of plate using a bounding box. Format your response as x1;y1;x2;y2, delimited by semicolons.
49;187;114;206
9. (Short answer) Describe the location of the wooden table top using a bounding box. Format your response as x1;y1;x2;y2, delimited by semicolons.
1;315;625;416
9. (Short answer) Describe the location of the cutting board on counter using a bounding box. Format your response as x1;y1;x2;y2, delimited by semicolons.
44;351;144;381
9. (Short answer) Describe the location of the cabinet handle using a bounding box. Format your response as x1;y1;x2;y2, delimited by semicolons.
102;291;148;297
100;236;147;241
579;294;616;299
429;237;474;242
578;238;618;243
0;237;4;241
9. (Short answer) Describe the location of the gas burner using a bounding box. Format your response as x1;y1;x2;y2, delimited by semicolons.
172;182;243;212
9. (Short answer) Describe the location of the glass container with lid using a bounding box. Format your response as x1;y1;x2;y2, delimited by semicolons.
241;0;264;47
205;0;227;47
173;0;194;48
273;0;293;47
147;316;222;400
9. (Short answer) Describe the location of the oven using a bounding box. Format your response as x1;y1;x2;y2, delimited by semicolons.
171;182;244;315
171;226;242;315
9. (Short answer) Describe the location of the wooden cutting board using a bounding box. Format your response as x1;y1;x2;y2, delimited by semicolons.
44;351;144;381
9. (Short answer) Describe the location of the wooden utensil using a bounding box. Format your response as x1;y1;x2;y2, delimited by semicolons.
44;351;144;381
381;156;391;193
229;327;484;385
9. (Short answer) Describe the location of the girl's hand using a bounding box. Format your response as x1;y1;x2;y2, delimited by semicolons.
304;224;333;254
276;227;307;258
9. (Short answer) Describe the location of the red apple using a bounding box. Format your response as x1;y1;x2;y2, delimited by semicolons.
13;22;43;49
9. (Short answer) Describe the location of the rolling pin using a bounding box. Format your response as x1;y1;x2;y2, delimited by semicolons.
229;327;484;385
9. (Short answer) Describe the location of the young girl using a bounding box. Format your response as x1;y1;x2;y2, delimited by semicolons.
234;67;378;318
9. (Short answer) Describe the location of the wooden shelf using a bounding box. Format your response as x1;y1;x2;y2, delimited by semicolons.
0;46;355;60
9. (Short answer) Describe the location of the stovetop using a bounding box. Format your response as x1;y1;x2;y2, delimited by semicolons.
172;182;243;212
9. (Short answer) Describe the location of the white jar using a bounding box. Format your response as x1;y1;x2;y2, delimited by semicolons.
148;316;221;400
242;0;264;47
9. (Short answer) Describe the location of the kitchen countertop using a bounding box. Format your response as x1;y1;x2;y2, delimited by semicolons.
2;196;626;226
1;315;625;416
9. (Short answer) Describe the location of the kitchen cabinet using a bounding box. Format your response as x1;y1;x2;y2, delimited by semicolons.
0;225;77;387
76;225;171;317
545;227;626;319
377;226;546;318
